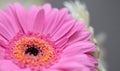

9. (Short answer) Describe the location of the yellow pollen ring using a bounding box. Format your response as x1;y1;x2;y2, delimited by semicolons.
12;37;56;66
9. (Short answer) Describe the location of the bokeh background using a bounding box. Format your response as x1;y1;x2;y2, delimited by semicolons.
0;0;120;71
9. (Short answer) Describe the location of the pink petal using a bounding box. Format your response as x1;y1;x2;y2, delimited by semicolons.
4;4;20;34
51;18;75;41
62;41;96;57
53;22;85;49
60;54;98;67
13;3;27;33
43;68;61;71
51;54;97;71
0;10;14;34
52;60;90;71
65;22;85;38
0;36;8;43
44;8;70;36
42;4;52;15
43;8;59;34
55;38;68;50
49;8;69;36
0;60;31;71
33;9;45;33
0;23;13;40
68;30;91;45
26;5;41;32
0;9;19;40
43;8;58;34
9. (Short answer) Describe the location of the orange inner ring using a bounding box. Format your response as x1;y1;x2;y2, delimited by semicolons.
12;37;56;66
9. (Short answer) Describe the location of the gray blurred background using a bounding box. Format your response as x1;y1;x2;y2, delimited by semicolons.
0;0;120;71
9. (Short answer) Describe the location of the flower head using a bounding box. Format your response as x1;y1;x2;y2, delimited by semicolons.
0;3;98;71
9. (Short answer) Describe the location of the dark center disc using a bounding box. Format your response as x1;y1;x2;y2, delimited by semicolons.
25;45;39;56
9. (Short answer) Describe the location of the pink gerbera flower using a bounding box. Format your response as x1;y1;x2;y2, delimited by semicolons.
0;3;98;71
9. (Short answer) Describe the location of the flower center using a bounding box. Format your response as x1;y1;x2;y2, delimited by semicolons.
8;36;57;68
25;45;40;56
